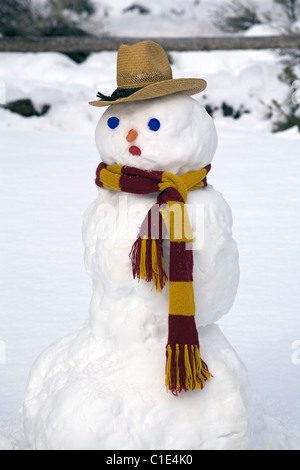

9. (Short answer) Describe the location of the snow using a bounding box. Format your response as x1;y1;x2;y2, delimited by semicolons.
1;108;299;450
0;47;292;135
93;0;285;38
0;9;300;449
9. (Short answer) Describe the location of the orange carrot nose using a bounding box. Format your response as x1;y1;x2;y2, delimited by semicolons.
126;129;138;142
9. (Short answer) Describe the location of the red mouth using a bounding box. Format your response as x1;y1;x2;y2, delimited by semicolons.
129;145;141;157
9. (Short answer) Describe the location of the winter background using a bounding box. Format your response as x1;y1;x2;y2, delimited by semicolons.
0;0;300;450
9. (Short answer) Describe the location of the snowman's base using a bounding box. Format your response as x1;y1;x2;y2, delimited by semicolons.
23;323;250;450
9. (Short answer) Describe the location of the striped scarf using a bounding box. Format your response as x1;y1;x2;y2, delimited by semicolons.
95;162;212;395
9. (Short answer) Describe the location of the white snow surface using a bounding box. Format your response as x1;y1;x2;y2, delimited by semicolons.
90;0;283;37
0;43;300;450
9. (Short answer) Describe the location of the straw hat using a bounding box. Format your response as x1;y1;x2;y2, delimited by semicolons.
89;41;207;107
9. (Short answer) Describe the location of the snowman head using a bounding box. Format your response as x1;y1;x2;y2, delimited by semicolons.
95;93;218;175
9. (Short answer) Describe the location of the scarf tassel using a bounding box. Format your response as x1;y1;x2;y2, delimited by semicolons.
129;236;167;293
165;344;212;396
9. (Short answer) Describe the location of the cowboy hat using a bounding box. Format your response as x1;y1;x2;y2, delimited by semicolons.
89;40;207;107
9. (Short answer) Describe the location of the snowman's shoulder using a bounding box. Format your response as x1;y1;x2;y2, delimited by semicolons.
189;183;229;203
187;184;234;228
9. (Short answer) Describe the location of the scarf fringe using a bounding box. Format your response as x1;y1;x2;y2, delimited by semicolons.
129;236;167;293
165;344;212;396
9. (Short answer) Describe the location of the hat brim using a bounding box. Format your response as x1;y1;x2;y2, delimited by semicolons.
89;78;207;107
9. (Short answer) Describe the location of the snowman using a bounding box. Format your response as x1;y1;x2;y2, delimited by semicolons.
23;41;250;450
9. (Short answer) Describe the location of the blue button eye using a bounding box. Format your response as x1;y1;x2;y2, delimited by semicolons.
107;117;119;129
148;118;160;131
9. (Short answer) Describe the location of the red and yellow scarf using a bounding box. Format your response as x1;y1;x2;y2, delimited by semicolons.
95;162;212;395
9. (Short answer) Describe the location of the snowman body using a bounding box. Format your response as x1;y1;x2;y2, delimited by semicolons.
23;94;250;450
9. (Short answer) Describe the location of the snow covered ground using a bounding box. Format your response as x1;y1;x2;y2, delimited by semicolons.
1;107;299;451
83;0;291;37
0;34;300;449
